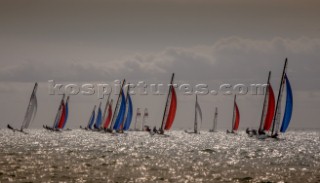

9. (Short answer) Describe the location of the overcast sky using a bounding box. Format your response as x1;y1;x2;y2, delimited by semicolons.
1;0;320;130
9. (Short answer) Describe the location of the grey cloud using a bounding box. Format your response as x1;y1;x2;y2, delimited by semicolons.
1;37;320;93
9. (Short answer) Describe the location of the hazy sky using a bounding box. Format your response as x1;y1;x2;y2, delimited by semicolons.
1;0;320;130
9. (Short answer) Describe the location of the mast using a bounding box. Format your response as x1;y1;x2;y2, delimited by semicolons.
271;58;288;136
231;95;236;132
109;79;126;130
160;73;175;130
258;71;271;132
194;95;198;133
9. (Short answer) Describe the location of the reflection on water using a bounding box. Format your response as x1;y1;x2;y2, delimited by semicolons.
0;130;319;182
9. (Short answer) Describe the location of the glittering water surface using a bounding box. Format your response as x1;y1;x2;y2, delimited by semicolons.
0;130;319;183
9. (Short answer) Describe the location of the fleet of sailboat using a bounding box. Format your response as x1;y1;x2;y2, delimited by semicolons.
4;59;294;139
246;59;293;139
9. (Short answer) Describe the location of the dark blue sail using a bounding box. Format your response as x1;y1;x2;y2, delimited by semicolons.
123;93;133;131
88;108;96;129
280;74;293;133
113;90;126;130
62;97;69;129
94;104;102;129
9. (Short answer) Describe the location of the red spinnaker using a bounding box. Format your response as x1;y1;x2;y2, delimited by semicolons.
104;104;113;129
57;102;66;129
164;87;177;130
263;85;275;131
233;102;240;131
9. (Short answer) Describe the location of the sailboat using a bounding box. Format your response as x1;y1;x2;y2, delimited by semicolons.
155;73;177;135
93;102;103;130
101;94;110;128
43;94;64;131
80;105;96;130
105;79;126;133
101;94;113;130
134;108;142;130
103;98;113;130
227;95;240;134
7;83;38;134
142;108;149;131
121;84;133;131
209;107;218;132
185;95;202;134
54;96;71;131
61;96;70;130
270;58;293;138
246;71;275;138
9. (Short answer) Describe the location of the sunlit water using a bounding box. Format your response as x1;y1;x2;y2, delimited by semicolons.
0;130;319;182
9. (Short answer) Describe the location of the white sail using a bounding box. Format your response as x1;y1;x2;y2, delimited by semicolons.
21;83;38;130
194;95;202;134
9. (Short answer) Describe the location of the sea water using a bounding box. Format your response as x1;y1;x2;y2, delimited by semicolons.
0;130;319;182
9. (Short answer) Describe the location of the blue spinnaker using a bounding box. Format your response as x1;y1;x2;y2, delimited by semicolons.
113;90;126;130
280;74;293;133
123;93;133;131
94;105;102;129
